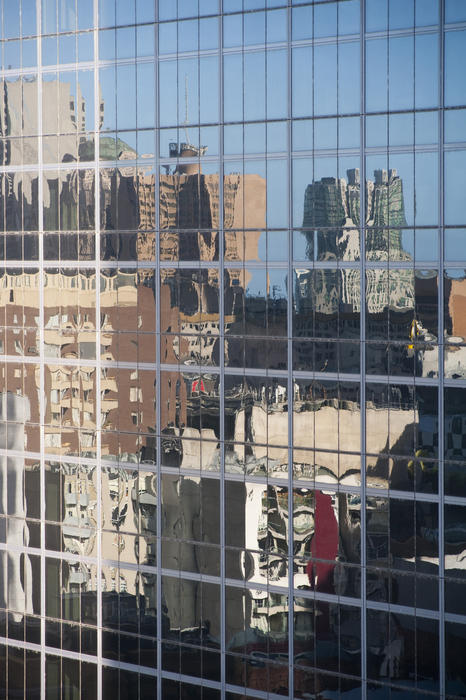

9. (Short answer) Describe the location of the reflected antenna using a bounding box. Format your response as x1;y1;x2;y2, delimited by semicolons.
183;74;190;146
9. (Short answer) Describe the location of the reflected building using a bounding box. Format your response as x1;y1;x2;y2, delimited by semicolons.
301;167;408;262
0;2;465;700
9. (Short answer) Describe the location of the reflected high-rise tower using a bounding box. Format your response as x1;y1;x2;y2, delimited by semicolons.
302;167;408;261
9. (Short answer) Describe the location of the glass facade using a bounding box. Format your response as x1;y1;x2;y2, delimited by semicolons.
0;0;465;698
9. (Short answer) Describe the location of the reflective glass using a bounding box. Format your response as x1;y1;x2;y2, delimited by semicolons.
0;1;461;697
446;0;466;22
445;30;466;107
445;150;466;225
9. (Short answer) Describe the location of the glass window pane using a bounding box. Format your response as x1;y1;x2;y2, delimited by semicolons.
446;0;466;23
415;152;439;226
339;42;360;114
366;38;388;113
244;52;266;121
366;0;388;32
389;36;414;111
389;0;414;29
415;33;439;109
292;47;312;118
445;150;466;226
224;54;243;122
338;0;360;35
314;44;337;116
416;0;439;26
445;108;466;143
267;49;287;119
445;30;466;107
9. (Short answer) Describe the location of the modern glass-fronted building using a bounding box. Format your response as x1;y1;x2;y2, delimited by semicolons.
0;0;466;697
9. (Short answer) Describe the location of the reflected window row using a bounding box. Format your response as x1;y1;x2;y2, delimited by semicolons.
6;450;466;535
0;497;461;594
0;636;464;700
155;36;464;128
2;31;95;71
0;39;37;71
157;111;464;158
0;646;41;700
0;158;464;236
293;157;441;231
1;1;461;62
0;364;451;463
99;25;155;61
43;0;153;37
6;461;463;531
0;229;460;264
0;265;459;339
42;30;94;66
2;78;464;150
365;110;465;148
156;35;462;124
228;4;357;47
0;231;450;264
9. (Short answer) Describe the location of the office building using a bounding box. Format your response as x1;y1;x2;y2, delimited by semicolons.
0;0;465;698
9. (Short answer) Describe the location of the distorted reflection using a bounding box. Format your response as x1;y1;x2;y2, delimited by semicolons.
160;370;220;471
44;268;96;359
98;465;158;659
43;168;95;231
45;461;97;556
100;163;155;238
160;268;220;366
366;268;438;378
366;495;441;691
43;364;96;458
224;376;288;477
293;602;361;697
0;265;41;625
101;467;157;558
224;479;361;693
225;588;290;694
0;75;38;166
293;166;431;264
225;267;288;369
293;489;361;596
0;391;34;620
445;504;466;627
293;268;360;373
0;10;455;699
293;380;360;485
160;144;223;251
45;556;97;628
444;269;466;379
159;141;265;261
298;167;361;261
228;484;362;590
0;171;39;232
100;367;156;463
162;575;220;682
365;168;408;260
161;474;220;576
445;387;466;497
366;384;438;493
367;497;439;588
366;608;439;692
100;268;156;362
0;74;158;251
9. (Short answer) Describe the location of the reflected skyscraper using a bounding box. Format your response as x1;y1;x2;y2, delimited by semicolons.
0;1;466;699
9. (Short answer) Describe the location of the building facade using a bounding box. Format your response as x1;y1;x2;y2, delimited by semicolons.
0;0;465;698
